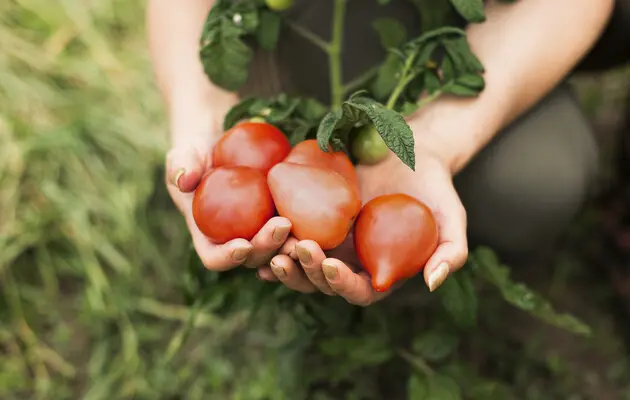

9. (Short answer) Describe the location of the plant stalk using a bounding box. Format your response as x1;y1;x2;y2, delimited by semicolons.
329;0;347;110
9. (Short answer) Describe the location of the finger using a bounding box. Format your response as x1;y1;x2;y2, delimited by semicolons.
269;255;317;293
321;258;389;306
280;236;299;259
296;240;335;295
166;147;205;193
256;266;278;282
185;212;253;272
243;217;292;267
424;196;469;292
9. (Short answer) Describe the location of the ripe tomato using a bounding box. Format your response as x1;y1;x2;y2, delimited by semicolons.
284;139;359;192
351;124;390;166
267;162;362;250
213;122;291;174
192;166;275;243
265;0;294;11
353;194;438;292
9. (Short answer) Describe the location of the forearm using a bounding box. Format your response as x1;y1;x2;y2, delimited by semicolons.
410;0;614;174
147;0;237;143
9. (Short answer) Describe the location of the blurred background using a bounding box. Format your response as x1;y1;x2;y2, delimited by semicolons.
2;0;630;399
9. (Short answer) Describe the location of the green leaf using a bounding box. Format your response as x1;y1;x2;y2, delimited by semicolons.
295;98;328;123
412;330;459;362
443;83;480;97
400;102;420;116
372;18;408;49
455;73;485;90
449;0;486;23
316;109;345;151
436;269;478;329
427;374;462;400
257;10;281;51
423;71;441;94
346;96;415;170
371;53;404;101
289;124;311;146
199;2;260;91
469;247;593;337
408;373;429;400
223;96;258;130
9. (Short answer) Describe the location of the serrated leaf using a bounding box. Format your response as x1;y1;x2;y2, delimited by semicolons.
346;96;415;170
372;18;407;49
223;96;258;130
408;373;429;400
257;10;281;51
443;83;480;97
199;6;258;91
436;269;477;329
316;109;345;151
469;247;592;337
455;73;484;90
450;0;486;23
412;330;459;362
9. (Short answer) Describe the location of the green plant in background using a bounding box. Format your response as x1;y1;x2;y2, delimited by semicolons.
1;0;628;399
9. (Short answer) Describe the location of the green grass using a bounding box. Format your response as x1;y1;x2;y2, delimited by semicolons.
3;1;630;399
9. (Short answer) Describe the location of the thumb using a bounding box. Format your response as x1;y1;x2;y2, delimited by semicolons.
165;146;207;193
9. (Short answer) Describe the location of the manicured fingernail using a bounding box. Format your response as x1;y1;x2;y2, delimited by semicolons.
322;262;338;281
231;246;251;262
296;245;311;264
272;224;291;243
428;262;450;292
173;168;185;189
270;261;286;277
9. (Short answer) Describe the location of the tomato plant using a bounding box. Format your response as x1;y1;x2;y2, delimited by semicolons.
192;166;275;243
354;194;438;292
351;124;390;165
267;162;361;250
213;121;291;174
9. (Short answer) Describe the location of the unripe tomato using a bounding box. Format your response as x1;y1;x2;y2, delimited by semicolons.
192;166;275;243
351;124;390;165
354;194;438;292
265;0;294;11
267;162;362;250
284;139;359;193
213;122;291;174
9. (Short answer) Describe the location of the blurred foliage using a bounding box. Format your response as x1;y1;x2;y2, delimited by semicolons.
2;0;630;399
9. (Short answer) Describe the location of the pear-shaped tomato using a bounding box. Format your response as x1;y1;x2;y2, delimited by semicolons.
354;194;438;292
284;139;359;192
192;166;275;243
213;121;291;174
267;162;362;250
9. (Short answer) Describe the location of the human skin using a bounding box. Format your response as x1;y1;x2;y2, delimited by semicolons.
147;0;614;305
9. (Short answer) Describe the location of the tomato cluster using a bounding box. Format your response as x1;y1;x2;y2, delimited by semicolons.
192;121;438;291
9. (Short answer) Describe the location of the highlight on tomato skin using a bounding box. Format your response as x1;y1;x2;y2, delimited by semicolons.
212;121;291;174
351;124;390;166
353;193;439;292
284;139;359;195
267;161;362;250
192;166;275;244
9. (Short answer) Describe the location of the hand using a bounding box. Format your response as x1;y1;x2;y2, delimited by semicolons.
256;145;468;304
166;112;292;271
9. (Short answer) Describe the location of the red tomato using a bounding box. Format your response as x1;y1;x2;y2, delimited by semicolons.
213;122;291;174
284;139;359;192
267;162;362;250
353;194;439;292
192;166;275;243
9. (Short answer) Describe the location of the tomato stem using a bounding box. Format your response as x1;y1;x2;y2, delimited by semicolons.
285;20;330;53
329;0;347;111
385;53;417;110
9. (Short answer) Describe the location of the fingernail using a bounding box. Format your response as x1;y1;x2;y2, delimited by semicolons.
296;245;311;264
173;168;185;190
322;262;338;281
231;246;251;262
272;224;291;243
270;261;286;277
428;262;450;292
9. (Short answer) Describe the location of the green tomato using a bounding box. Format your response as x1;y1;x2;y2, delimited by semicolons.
265;0;294;11
248;116;267;123
351;125;390;165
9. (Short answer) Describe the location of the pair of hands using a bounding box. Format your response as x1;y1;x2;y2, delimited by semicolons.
166;117;468;306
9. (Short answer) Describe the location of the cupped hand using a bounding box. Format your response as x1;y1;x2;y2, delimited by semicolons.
256;146;468;305
166;117;292;271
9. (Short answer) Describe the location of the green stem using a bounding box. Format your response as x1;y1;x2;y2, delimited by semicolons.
416;87;443;109
398;349;434;377
342;65;379;95
286;21;330;52
385;54;417;110
329;0;347;110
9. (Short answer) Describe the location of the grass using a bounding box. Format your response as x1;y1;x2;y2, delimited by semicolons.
2;0;630;399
